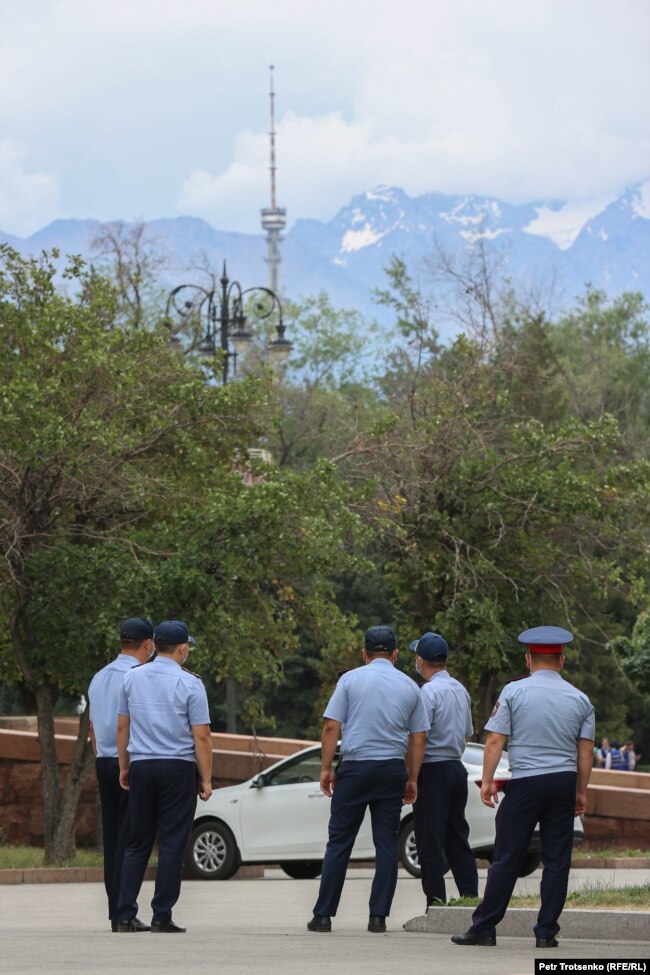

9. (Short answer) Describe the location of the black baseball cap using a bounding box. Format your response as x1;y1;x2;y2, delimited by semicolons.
409;631;449;662
155;620;196;646
119;617;154;641
364;625;397;653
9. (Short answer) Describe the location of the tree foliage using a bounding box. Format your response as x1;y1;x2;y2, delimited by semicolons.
3;235;650;860
0;246;361;859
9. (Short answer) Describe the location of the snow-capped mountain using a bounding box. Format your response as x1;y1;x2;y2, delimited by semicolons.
2;182;649;337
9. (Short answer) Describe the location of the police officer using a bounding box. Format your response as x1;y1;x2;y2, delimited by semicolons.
88;616;154;932
451;625;595;949
410;631;478;908
115;620;213;933
307;625;429;934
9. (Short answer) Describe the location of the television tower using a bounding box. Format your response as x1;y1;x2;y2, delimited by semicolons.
260;65;287;295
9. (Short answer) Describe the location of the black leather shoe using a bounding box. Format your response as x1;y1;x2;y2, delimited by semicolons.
150;919;186;933
368;915;386;933
451;928;496;946
117;917;151;932
307;915;332;932
536;937;559;948
111;921;118;932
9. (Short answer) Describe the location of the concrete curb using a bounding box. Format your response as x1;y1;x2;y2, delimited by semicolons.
0;865;157;885
572;857;650;869
0;864;265;885
404;906;650;942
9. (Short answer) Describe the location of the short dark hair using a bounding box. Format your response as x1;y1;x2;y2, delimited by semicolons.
529;651;562;665
121;638;149;650
154;641;178;654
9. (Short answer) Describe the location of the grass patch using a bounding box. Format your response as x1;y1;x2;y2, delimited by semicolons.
0;846;104;869
448;882;650;911
0;845;157;870
573;847;648;859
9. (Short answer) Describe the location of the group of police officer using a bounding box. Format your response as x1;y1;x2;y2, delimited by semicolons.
88;617;212;934
308;623;595;950
90;614;594;948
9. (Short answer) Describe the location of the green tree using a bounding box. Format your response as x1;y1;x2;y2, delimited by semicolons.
550;289;650;450
353;261;650;726
0;246;361;860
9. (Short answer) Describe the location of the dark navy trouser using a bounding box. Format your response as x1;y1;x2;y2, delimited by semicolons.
117;759;198;924
471;771;577;940
313;758;408;919
96;757;131;922
413;760;478;904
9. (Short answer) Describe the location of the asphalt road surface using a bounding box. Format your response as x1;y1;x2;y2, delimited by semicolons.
1;867;648;975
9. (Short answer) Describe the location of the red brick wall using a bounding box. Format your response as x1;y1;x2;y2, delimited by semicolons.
0;722;315;847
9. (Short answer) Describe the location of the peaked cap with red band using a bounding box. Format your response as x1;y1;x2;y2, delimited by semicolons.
517;625;573;653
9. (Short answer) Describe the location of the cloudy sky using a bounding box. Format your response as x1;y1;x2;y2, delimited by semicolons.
1;0;649;237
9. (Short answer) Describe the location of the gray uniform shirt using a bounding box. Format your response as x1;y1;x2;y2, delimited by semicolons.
421;670;473;763
485;670;595;779
118;655;210;762
324;658;430;761
88;653;137;758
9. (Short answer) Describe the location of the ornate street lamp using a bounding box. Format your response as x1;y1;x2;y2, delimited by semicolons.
165;262;291;734
165;261;292;382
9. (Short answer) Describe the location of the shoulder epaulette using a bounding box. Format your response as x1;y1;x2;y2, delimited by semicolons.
182;667;202;678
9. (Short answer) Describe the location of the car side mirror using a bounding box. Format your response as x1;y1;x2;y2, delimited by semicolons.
251;774;266;789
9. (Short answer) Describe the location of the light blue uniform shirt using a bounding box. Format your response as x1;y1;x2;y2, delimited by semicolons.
118;655;211;762
324;658;430;761
485;670;595;779
421;670;473;763
88;653;139;758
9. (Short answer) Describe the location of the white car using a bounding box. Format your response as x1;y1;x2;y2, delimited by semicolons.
185;742;583;880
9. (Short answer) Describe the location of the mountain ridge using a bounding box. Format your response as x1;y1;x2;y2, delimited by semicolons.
2;182;648;336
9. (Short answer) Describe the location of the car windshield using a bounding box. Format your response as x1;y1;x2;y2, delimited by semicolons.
265;751;322;786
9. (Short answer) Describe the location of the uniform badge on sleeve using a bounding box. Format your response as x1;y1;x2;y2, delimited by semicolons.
490;701;500;718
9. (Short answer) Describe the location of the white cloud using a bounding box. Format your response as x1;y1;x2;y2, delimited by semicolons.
0;141;60;237
1;0;649;234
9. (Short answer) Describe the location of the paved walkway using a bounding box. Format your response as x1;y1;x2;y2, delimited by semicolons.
1;868;648;975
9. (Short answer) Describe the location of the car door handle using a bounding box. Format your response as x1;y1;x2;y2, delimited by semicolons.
308;791;325;798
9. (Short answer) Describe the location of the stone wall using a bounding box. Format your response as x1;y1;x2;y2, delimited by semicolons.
583;766;650;849
0;719;315;847
2;717;648;850
0;727;99;846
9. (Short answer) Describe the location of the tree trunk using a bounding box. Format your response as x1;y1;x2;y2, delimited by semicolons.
36;684;94;864
35;682;60;854
48;704;94;863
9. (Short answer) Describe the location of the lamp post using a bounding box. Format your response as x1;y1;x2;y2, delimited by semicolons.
165;262;292;734
165;260;292;381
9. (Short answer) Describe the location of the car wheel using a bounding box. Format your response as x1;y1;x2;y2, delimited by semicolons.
518;852;542;877
399;820;421;878
185;821;239;880
279;861;323;879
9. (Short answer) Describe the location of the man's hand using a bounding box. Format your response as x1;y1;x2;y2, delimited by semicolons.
320;768;336;797
575;789;587;815
404;778;418;805
199;779;213;801
119;769;130;791
480;779;499;808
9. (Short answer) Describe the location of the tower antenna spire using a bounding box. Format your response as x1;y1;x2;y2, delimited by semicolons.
261;65;287;295
269;64;277;210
